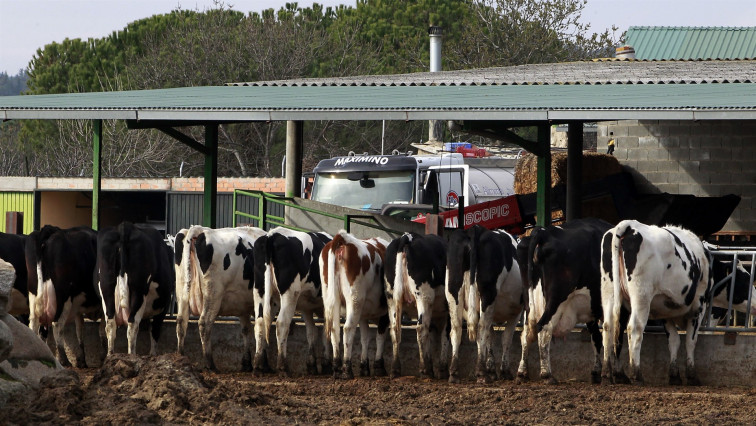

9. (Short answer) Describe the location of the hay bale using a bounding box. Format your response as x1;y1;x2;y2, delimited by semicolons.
514;151;622;194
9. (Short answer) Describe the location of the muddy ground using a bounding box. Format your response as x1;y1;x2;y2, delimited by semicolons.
6;353;755;425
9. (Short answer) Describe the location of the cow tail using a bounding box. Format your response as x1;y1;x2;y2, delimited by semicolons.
611;223;628;355
467;228;481;342
182;226;204;316
393;248;408;343
262;259;274;345
324;245;340;340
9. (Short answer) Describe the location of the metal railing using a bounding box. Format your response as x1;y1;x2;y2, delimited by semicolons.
701;247;756;332
231;189;403;235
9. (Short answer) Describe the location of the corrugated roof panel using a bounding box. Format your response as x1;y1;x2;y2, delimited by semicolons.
628;27;756;60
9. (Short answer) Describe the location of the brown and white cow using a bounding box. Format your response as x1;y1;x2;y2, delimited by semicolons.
321;230;389;379
257;227;332;376
601;220;711;385
446;225;524;383
179;225;267;371
383;232;449;379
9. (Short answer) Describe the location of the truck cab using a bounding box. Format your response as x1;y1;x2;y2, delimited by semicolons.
310;151;516;217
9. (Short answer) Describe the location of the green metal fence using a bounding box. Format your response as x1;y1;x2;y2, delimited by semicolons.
232;189;402;235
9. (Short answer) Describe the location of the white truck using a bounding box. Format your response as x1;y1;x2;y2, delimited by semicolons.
308;151;517;219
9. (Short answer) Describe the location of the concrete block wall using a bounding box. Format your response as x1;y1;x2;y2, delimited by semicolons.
598;120;756;232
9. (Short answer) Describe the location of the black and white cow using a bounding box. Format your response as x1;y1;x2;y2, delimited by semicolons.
601;220;711;385
26;225;101;367
179;225;267;371
383;232;449;379
0;231;28;317
709;256;756;323
446;225;525;383
97;222;174;357
321;231;389;379
521;218;628;384
257;227;332;376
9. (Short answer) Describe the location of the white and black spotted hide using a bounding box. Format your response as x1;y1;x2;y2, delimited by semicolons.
601;220;710;386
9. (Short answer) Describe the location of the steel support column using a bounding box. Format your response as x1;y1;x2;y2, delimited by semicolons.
92;119;102;230
566;122;583;221
536;124;552;227
203;124;218;228
285;120;304;197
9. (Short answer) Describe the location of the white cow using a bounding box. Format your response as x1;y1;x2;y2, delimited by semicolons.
601;220;711;385
178;225;267;371
321;231;389;379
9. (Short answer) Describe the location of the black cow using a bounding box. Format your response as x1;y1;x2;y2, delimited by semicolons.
97;222;174;357
710;257;756;322
446;225;525;383
522;218;628;384
26;225;101;367
0;231;28;317
255;227;332;376
384;232;449;379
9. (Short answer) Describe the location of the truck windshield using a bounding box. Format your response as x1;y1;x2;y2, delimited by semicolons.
312;171;415;211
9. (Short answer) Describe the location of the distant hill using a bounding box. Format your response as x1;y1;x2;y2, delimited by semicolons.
0;71;27;96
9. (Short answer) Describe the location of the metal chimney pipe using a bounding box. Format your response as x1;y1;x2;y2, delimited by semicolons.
429;26;442;72
428;26;443;143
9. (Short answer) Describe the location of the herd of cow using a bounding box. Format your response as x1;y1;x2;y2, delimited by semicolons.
2;218;755;385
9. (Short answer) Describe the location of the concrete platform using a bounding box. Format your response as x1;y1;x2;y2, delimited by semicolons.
53;319;756;387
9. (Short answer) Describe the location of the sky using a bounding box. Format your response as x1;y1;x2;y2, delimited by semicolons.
2;0;755;75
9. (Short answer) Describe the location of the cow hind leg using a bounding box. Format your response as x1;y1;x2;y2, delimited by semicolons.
275;291;299;376
435;316;450;380
239;314;253;372
98;319;108;362
447;299;464;384
252;299;272;375
416;295;435;379
664;320;683;385
105;317;118;357
626;299;651;385
587;321;603;384
302;311;319;375
499;318;519;381
358;318;371;377
198;292;223;371
684;314;703;386
538;325;557;385
74;315;88;368
338;303;359;380
516;311;531;384
373;314;389;377
150;314;166;357
51;321;71;367
475;310;495;384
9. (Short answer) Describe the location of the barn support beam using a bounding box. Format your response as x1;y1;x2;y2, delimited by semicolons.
566;122;583;221
92;119;102;230
285;120;304;197
203;124;218;228
536;124;552;227
451;120;548;156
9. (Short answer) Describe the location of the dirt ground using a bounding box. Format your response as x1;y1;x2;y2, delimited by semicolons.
6;353;755;425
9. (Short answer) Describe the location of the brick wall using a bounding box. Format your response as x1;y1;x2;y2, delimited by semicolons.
24;177;285;194
598;120;756;232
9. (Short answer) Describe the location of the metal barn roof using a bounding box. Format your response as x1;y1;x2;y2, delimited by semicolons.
2;60;756;122
626;27;756;61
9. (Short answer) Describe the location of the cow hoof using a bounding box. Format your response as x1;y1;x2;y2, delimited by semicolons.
613;372;631;384
542;376;558;385
686;376;701;386
514;373;529;385
341;369;355;380
359;361;370;377
669;374;683;386
448;375;461;384
320;363;332;376
373;359;387;377
438;364;449;380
